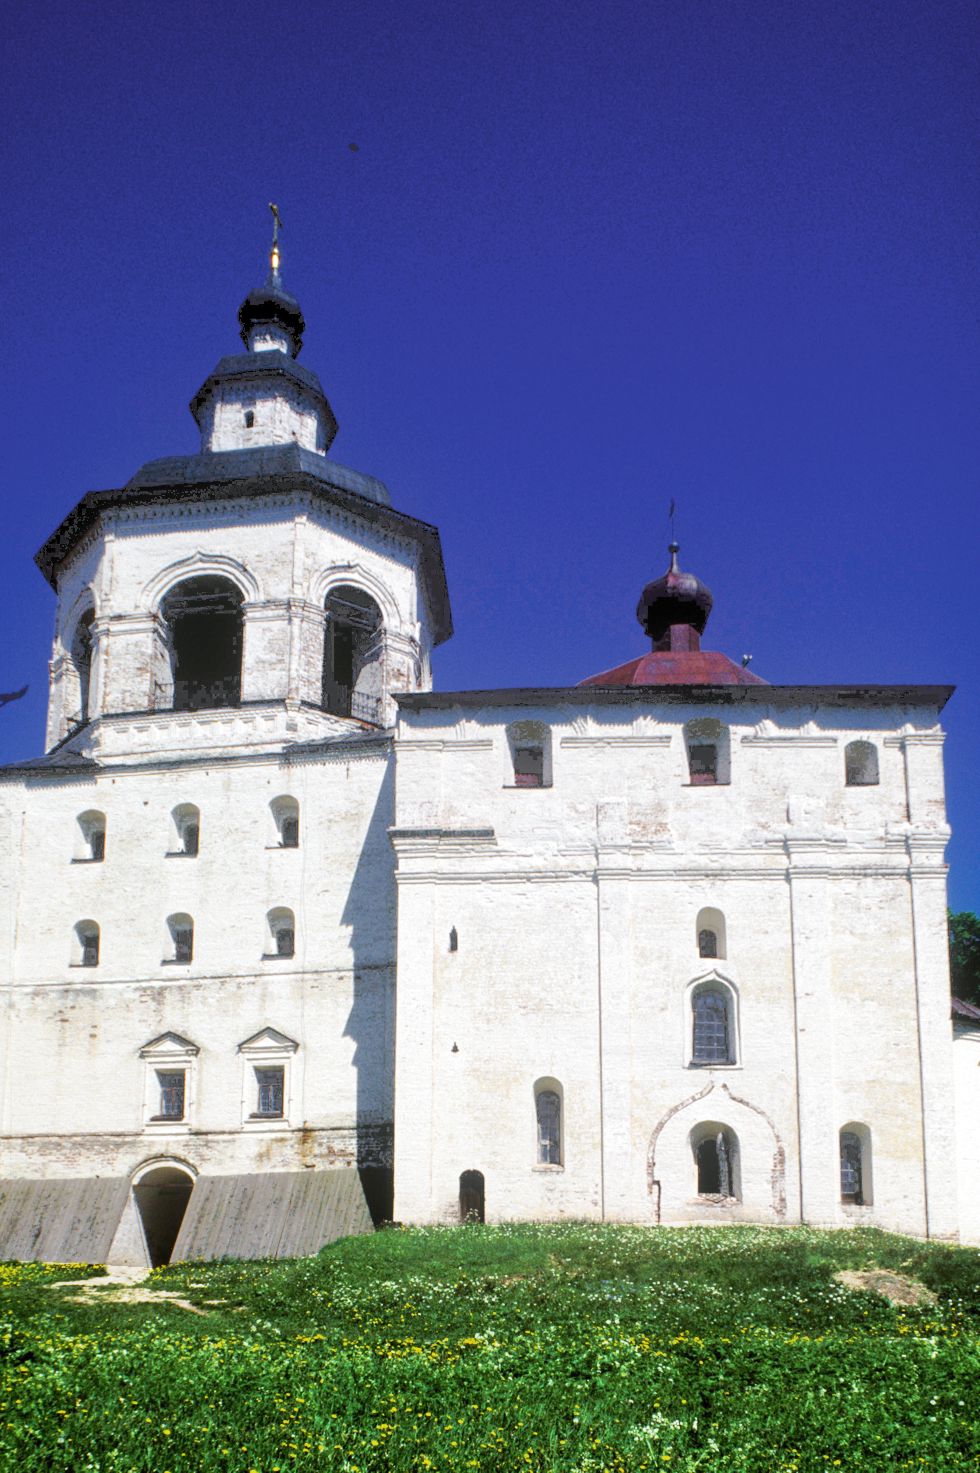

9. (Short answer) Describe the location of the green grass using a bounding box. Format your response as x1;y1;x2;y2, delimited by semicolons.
1;1224;978;1471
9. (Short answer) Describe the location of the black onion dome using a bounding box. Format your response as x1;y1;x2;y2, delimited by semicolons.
238;278;306;356
636;543;714;641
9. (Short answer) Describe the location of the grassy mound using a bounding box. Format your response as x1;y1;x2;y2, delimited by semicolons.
0;1224;978;1470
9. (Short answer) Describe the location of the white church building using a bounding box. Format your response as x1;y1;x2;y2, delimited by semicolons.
0;238;976;1265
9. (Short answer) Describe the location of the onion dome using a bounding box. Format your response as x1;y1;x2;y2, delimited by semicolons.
238;278;305;357
579;541;768;687
637;542;713;646
237;204;305;358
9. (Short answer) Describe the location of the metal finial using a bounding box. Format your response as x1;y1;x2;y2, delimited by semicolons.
268;202;283;280
668;541;680;572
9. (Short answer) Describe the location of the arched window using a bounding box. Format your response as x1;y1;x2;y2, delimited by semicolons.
166;913;194;965
683;719;730;786
691;1123;741;1199
840;1123;873;1205
72;920;100;968
266;907;296;959
534;1079;563;1166
75;810;106;863
459;1169;485;1223
243;409;255;428
691;984;735;1065
270;795;299;849
845;740;879;787
322;585;383;724
67;608;95;727
505;721;552;788
161;576;244;712
696;907;726;960
170;804;200;857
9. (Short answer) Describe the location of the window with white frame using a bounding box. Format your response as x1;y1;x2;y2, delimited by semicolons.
534;1079;563;1166
139;1032;199;1128
689;979;737;1066
238;1028;298;1127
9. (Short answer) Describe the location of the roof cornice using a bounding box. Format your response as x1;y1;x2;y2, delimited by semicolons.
34;470;453;646
394;683;954;712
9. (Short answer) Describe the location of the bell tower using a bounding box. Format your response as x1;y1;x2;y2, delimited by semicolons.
37;211;452;760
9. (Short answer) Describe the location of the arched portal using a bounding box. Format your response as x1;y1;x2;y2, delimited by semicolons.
459;1169;485;1223
161;576;244;712
133;1165;195;1266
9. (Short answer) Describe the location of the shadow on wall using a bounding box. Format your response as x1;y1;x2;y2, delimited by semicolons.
341;755;396;1224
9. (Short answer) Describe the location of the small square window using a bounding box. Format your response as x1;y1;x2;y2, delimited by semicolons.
253;1066;284;1118
513;745;544;787
688;744;718;785
155;1070;186;1120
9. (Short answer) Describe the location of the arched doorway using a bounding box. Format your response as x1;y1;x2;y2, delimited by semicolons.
133;1165;195;1266
161;576;244;711
459;1170;485;1223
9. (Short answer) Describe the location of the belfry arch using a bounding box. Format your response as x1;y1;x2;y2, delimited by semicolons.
321;583;384;723
160;575;244;712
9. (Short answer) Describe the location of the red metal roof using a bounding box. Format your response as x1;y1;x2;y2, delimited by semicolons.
579;649;769;688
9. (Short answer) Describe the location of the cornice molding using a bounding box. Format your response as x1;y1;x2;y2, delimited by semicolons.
560;735;672;749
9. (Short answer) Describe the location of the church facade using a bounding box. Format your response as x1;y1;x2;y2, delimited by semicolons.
0;244;975;1264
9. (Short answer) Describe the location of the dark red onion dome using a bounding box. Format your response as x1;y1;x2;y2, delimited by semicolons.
579;542;768;687
637;542;713;644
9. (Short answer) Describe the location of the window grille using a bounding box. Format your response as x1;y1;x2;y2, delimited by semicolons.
81;932;99;967
174;926;193;964
280;815;299;848
275;926;295;958
255;1066;284;1117
688;743;718;785
89;829;106;862
536;1089;561;1164
182;822;200;857
840;1131;863;1203
692;988;730;1063
514;745;544;788
698;928;718;959
156;1071;185;1120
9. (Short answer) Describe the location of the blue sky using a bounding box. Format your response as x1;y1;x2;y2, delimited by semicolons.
1;0;977;906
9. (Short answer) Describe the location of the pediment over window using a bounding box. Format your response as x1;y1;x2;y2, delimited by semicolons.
139;1032;200;1059
238;1027;299;1056
688;967;737;992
